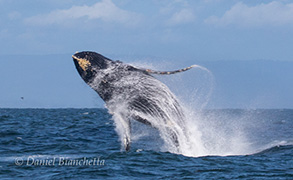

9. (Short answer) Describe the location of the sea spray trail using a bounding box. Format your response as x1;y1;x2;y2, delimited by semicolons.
181;64;214;109
158;63;215;110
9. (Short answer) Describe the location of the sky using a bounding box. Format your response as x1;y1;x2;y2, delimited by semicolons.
0;0;293;109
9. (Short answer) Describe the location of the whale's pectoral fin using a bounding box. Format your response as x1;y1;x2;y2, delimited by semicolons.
124;133;131;151
144;65;196;75
124;120;131;151
114;112;132;151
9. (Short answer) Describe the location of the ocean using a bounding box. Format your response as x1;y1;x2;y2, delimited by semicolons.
0;108;292;179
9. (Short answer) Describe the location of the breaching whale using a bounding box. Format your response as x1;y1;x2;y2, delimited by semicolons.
72;51;196;152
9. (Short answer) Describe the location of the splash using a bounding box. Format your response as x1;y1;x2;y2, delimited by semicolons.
157;64;258;157
100;61;280;157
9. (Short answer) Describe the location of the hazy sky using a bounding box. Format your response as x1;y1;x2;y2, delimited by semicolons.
0;0;292;108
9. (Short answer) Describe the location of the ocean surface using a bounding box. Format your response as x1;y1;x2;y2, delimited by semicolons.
0;108;292;179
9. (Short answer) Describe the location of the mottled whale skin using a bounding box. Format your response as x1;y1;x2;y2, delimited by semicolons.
72;51;194;151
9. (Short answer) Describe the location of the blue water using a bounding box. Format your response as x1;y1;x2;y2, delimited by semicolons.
0;109;292;179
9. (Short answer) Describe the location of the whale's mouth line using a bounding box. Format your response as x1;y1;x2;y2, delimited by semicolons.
72;55;81;61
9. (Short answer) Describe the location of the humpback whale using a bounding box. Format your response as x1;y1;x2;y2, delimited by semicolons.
72;51;196;152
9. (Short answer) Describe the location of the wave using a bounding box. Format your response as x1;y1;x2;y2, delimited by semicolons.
0;115;11;121
252;141;293;156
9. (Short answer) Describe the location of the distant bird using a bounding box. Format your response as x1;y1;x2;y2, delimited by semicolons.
21;97;24;100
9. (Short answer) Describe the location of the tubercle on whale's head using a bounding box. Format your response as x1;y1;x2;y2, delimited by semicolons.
72;51;112;83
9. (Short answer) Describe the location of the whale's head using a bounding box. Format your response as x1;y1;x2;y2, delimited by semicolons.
72;51;113;83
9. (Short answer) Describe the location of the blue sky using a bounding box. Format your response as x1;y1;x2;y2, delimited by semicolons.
0;0;293;108
1;0;293;60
